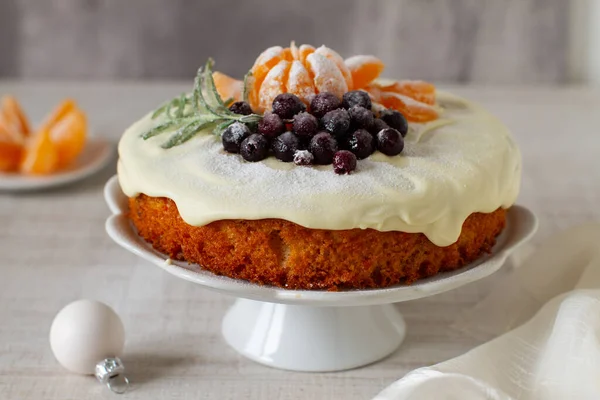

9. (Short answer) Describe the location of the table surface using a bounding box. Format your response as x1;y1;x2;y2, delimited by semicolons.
0;82;598;400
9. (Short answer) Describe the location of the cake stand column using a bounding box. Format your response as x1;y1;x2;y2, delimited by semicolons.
221;299;406;372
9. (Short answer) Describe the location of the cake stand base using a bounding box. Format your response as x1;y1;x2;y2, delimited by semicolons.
222;299;406;372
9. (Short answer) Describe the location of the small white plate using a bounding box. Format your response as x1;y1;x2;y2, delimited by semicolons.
0;137;113;191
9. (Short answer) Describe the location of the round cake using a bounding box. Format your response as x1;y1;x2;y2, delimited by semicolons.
117;43;521;290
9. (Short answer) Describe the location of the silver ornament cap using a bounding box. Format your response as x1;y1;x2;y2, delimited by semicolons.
95;357;129;394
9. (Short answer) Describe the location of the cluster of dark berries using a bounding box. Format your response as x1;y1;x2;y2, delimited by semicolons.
221;91;407;175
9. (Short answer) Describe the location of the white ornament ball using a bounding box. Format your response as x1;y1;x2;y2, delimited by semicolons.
50;299;125;375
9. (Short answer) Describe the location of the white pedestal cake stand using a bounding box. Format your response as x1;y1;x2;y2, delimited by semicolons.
104;176;537;372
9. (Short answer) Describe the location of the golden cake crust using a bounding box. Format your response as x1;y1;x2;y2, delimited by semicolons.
129;195;506;290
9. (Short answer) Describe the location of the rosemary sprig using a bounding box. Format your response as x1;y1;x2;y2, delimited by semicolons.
142;58;261;149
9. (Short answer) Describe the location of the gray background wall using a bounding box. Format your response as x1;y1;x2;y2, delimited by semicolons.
0;0;569;84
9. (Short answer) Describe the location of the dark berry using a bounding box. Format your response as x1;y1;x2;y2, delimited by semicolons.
321;109;350;139
240;134;269;162
380;109;408;137
369;118;389;135
222;122;251;153
258;112;285;138
272;93;306;119
293;150;314;166
310;92;341;118
348;105;374;131
228;101;253;116
272;131;300;162
346;129;374;159
333;150;357;175
376;128;404;156
309;132;338;165
342;90;372;110
292;112;319;138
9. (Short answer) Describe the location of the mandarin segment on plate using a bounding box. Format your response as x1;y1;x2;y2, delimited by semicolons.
50;108;87;168
1;96;31;137
380;92;438;123
38;99;77;133
345;55;385;90
0;138;22;172
212;71;243;103
0;118;23;172
20;127;59;175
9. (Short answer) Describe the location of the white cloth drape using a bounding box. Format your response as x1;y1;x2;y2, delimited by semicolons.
374;224;600;400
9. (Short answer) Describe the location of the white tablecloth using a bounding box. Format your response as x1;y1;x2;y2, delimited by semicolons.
0;83;598;399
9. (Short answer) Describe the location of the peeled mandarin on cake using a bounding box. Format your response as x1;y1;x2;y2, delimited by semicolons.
212;71;243;103
20;127;59;175
345;55;385;90
249;43;358;111
0;96;31;137
50;108;87;168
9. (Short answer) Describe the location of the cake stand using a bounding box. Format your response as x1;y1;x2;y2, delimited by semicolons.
104;176;537;372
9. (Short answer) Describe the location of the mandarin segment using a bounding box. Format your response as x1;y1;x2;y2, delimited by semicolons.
38;99;76;133
258;60;291;112
20;127;59;175
298;44;315;64
212;71;243;103
364;84;383;102
286;61;316;105
379;80;436;105
380;92;438;123
1;96;31;136
345;55;385;89
314;46;354;90
0;115;25;145
0;140;22;172
251;47;289;97
305;53;348;98
50;109;87;168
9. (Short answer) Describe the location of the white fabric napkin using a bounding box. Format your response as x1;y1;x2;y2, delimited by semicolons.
374;224;600;400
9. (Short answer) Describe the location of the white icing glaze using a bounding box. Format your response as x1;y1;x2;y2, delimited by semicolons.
117;91;521;246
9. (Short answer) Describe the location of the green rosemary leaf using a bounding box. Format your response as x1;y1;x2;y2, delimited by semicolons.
195;67;223;118
152;100;170;119
141;119;191;140
242;70;253;104
161;120;215;149
175;93;186;118
205;58;226;108
223;97;234;107
193;68;203;114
